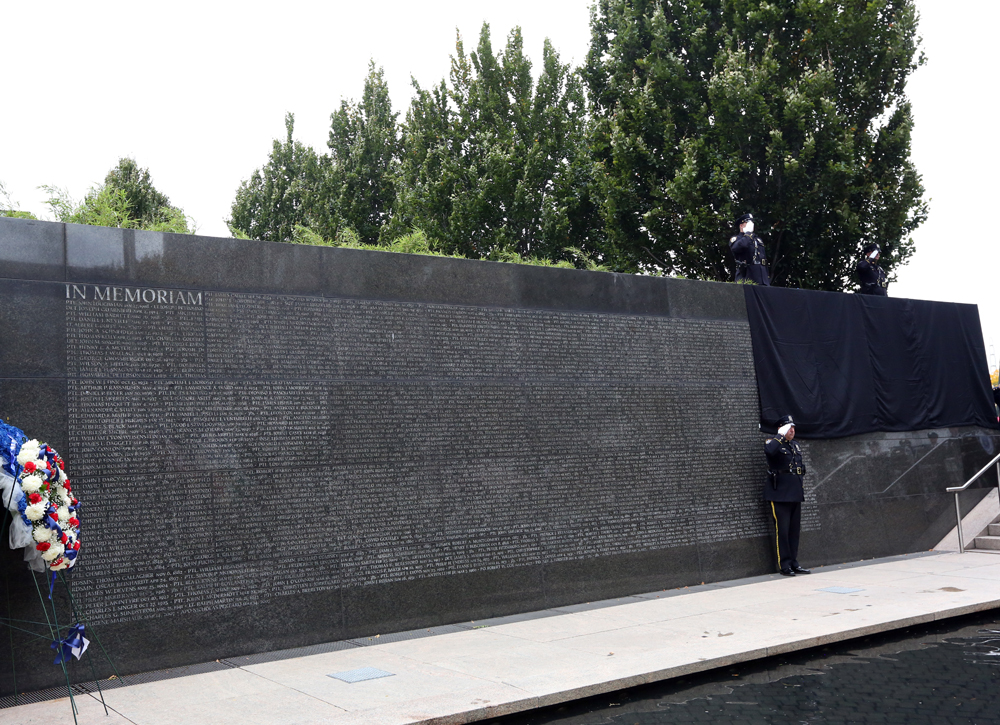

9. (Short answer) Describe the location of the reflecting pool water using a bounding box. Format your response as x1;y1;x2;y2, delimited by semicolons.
485;608;1000;724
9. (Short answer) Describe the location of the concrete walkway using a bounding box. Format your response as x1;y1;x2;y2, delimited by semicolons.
7;550;1000;725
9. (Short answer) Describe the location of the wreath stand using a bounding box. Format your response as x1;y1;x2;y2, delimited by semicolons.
0;517;122;724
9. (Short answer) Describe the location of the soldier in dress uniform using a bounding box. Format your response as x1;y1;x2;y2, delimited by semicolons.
857;243;888;296
764;415;810;576
729;212;770;285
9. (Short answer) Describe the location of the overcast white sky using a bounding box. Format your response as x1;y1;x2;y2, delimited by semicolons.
2;2;995;368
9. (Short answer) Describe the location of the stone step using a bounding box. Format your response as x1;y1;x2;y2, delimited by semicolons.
989;524;1000;537
973;535;1000;551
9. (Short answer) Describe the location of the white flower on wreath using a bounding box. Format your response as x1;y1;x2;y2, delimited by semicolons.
25;503;46;521
16;441;40;466
52;486;68;504
41;543;64;562
32;527;54;543
57;506;69;523
20;475;43;494
58;468;67;483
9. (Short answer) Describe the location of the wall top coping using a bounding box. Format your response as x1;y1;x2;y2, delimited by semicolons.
0;217;748;321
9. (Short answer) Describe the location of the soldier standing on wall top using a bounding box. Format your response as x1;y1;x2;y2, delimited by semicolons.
729;213;770;285
765;415;810;577
857;243;888;296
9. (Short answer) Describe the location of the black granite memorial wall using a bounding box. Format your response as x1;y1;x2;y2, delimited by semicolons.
0;216;996;694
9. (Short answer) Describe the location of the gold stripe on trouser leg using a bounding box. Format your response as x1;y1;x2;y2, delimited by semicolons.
771;502;782;570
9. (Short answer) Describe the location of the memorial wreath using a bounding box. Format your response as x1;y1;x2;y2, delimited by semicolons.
0;421;81;572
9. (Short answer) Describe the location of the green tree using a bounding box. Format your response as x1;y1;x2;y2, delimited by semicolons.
392;24;600;263
43;158;191;232
102;158;174;227
584;0;926;288
319;62;402;245
228;113;323;242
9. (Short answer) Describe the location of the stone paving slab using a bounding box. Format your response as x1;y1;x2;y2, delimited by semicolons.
5;550;1000;725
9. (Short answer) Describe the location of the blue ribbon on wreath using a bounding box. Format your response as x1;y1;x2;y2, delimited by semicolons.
51;623;89;665
0;419;26;476
16;494;30;528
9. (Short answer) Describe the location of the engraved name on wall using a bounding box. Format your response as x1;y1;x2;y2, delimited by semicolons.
65;287;764;624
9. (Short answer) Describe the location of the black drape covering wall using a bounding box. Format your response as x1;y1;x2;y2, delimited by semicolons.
744;286;998;438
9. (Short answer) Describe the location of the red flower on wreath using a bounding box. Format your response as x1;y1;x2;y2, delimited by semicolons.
73;542;80;550
27;493;42;504
23;461;35;473
36;542;50;551
68;517;79;526
60;533;68;544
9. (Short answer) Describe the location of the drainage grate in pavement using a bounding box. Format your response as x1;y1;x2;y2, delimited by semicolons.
551;597;647;614
77;660;236;693
453;611;561;629
222;639;360;667
818;586;865;594
0;661;235;709
346;624;467;646
328;667;395;683
0;684;89;709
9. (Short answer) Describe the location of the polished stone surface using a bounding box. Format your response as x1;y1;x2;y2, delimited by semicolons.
0;280;66;378
0;217;65;281
61;223;745;319
800;427;998;560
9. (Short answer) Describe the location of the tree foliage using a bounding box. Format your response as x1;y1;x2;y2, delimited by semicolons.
391;24;599;263
43;158;191;232
319;62;402;245
229;65;401;247
584;0;926;288
226;6;925;290
228;113;322;243
101;158;174;228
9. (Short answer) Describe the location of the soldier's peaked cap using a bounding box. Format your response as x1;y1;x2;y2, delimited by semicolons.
777;414;795;428
736;212;754;225
863;242;881;256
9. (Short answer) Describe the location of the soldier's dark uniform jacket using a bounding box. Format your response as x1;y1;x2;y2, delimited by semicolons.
730;232;770;286
763;435;805;502
857;259;888;296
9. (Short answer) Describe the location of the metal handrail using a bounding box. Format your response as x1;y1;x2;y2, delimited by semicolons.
946;450;1000;553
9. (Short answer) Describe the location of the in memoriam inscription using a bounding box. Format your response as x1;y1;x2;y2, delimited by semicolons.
63;285;792;626
66;284;204;306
